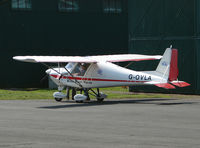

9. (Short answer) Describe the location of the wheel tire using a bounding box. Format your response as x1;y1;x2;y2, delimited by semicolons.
76;100;83;103
97;98;104;102
55;98;63;102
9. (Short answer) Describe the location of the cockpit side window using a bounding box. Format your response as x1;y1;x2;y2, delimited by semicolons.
71;63;90;76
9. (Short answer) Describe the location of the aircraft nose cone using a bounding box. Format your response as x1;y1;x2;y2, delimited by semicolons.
45;69;51;74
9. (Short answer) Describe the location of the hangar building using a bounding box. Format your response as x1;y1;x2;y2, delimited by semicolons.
0;0;128;88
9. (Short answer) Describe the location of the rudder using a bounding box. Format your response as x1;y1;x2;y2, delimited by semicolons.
168;49;179;81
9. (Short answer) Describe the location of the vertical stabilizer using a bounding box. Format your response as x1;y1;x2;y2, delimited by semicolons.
156;48;179;81
156;48;172;79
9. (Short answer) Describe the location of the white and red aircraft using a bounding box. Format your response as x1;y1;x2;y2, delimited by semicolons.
13;47;190;102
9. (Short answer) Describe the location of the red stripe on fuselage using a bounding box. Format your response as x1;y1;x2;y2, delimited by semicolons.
50;74;147;83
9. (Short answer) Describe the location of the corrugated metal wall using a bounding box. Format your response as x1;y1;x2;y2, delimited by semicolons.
128;0;197;94
0;0;128;88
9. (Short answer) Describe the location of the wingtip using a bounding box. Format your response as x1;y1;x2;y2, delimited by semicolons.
13;56;22;61
12;56;37;63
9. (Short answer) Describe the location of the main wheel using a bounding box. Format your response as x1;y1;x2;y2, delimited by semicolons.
54;98;63;102
96;92;106;102
97;97;104;102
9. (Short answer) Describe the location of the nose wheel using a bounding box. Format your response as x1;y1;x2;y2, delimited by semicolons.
54;97;63;102
53;86;66;102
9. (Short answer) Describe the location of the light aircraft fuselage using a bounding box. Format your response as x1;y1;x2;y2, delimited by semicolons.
47;62;165;88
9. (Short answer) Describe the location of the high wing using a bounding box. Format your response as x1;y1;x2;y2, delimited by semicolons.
13;54;162;63
13;56;96;63
90;54;162;62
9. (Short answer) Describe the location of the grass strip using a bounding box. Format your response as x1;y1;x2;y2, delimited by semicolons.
0;87;171;100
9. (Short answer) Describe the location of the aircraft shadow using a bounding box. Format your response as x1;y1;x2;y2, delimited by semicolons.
38;98;198;109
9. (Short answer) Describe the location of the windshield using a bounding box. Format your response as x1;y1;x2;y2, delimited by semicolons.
65;62;76;72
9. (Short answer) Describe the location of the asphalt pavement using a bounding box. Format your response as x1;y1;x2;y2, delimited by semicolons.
0;98;200;148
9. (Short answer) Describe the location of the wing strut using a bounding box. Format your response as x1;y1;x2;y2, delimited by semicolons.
63;67;83;88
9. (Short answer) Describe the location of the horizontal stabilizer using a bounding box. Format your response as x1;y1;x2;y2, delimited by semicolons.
171;81;190;87
155;83;175;89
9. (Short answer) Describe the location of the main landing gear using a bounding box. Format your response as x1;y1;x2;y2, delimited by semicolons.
53;86;66;102
53;87;107;103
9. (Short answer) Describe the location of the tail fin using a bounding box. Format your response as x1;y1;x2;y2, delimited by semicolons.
156;47;179;81
154;47;190;89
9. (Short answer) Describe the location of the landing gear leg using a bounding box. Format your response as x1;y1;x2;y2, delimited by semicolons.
97;88;100;97
84;89;90;101
72;88;76;100
54;86;65;102
96;88;107;102
66;87;70;100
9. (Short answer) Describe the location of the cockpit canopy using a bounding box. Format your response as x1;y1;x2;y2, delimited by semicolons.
65;62;90;76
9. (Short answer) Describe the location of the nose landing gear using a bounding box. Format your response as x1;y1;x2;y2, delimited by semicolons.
53;86;66;102
53;91;66;102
